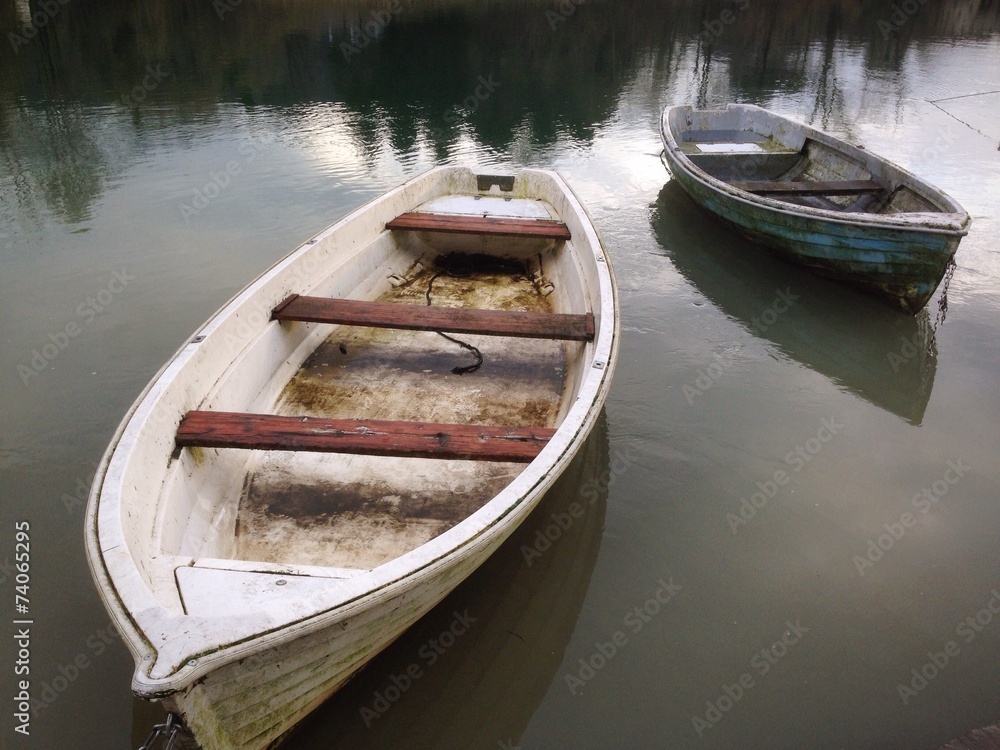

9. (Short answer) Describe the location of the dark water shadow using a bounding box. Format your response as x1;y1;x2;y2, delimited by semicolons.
651;179;937;425
280;410;611;748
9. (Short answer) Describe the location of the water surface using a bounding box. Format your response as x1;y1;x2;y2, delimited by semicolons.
1;1;999;748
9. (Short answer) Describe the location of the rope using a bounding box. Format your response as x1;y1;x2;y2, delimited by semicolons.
137;713;182;750
927;100;995;141
928;89;1000;103
426;271;483;375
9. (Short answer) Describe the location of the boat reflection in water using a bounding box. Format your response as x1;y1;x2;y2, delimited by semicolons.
652;180;937;425
283;412;610;749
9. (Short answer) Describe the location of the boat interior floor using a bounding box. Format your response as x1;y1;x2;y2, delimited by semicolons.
232;256;568;570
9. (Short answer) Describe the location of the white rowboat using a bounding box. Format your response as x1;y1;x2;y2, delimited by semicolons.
85;167;619;749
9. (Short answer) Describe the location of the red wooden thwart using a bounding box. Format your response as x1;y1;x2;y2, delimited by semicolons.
272;295;594;341
386;212;572;240
177;411;555;463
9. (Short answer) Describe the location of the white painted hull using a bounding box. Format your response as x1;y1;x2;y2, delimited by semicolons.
85;167;618;749
165;540;495;749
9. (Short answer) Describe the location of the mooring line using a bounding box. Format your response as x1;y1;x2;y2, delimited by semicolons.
928;89;1000;103
137;713;182;750
926;100;994;142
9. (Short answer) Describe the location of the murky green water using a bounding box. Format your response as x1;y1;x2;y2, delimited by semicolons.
2;1;999;748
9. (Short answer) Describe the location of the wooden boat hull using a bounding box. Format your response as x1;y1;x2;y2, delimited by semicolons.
661;104;970;313
85;167;618;749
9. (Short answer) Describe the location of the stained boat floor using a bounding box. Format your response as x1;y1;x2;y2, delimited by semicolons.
233;260;567;570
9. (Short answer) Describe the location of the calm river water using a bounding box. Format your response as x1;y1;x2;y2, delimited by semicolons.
2;1;999;748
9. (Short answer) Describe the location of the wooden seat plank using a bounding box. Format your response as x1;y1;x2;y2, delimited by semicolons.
386;212;571;240
272;295;594;342
730;179;886;196
177;411;554;463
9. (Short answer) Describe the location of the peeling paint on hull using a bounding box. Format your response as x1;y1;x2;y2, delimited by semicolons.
661;104;971;314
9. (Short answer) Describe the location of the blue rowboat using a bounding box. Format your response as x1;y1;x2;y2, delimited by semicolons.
660;104;970;314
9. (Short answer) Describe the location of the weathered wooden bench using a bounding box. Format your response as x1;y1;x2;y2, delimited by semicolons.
730;179;886;196
176;412;554;462
183;229;589;460
272;294;594;341
386;212;571;240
